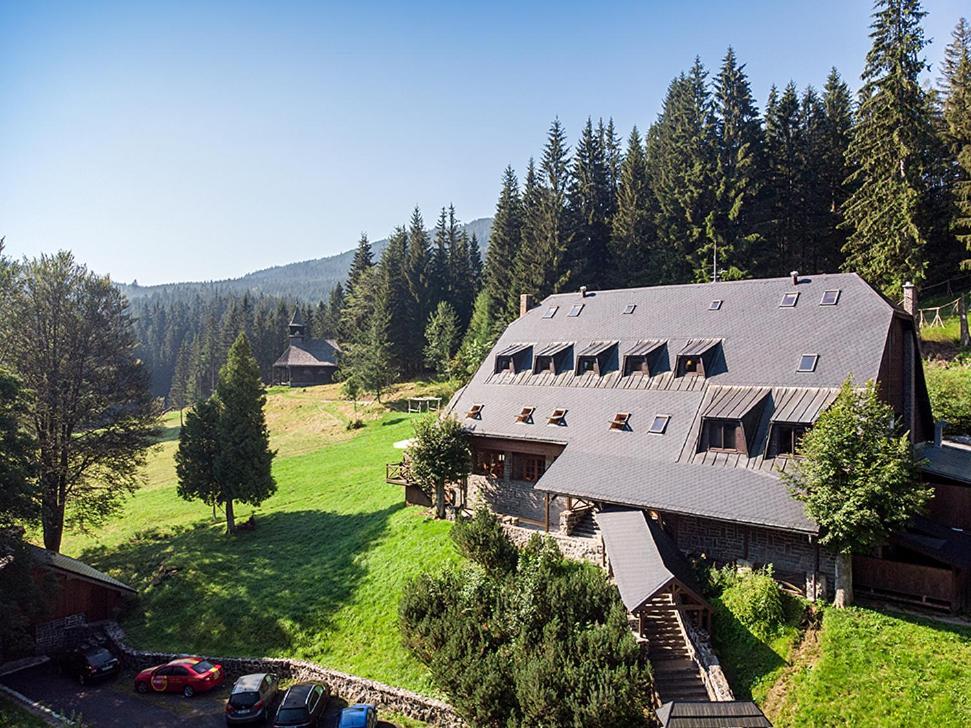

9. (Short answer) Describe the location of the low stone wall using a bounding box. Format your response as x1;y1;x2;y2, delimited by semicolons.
100;623;464;727
500;523;603;564
683;622;734;702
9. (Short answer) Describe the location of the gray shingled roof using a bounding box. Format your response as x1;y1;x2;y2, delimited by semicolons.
595;508;707;612
656;701;771;728
273;339;341;368
451;274;903;533
28;544;136;594
915;442;971;484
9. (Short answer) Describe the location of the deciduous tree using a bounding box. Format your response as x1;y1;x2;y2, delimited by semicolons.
407;416;471;519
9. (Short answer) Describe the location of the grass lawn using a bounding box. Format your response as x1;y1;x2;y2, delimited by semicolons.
772;607;971;727
60;384;460;695
0;696;48;727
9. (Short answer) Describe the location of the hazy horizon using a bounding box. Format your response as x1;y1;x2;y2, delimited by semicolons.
2;0;966;285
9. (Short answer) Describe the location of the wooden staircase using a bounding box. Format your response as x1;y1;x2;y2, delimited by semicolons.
640;593;710;703
569;509;600;539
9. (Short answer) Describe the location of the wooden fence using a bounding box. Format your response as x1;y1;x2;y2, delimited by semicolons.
853;555;955;610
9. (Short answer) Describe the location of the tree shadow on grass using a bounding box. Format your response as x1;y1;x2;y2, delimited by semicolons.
153;422;181;444
78;505;404;660
710;600;789;701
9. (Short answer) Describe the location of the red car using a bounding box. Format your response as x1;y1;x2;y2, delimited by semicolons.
134;657;224;697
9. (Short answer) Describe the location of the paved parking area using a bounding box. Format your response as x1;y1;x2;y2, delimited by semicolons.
1;665;406;727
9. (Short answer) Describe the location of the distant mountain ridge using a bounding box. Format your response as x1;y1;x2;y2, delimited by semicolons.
119;217;492;302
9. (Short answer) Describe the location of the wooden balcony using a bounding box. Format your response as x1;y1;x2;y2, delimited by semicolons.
386;461;411;485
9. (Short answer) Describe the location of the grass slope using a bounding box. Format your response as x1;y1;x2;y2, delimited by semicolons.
61;385;459;694
774;607;971;727
0;697;48;728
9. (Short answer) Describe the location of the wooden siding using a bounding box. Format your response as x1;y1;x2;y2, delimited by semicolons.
853;555;957;610
926;483;971;531
33;569;126;624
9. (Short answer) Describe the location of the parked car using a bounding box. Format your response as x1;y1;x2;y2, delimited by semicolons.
272;682;329;727
56;646;121;686
134;657;224;697
225;672;280;724
337;704;377;728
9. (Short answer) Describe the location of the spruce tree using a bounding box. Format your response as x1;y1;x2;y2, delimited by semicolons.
468;233;483;290
841;0;936;296
941;18;971;268
175;396;221;517
711;47;764;278
484;166;523;331
799;86;831;273
343;281;398;402
511;158;546;310
345;233;374;301
213;333;276;534
378;226;411;374
818;69;854;272
647;59;718;282
568;118;614;289
323;282;344;338
763;82;804;276
430;208;451;310
424;301;460;379
609;127;658;287
446;206;475;329
405;207;430;372
534;119;572;296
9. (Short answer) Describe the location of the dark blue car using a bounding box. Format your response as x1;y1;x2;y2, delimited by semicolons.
337;703;377;728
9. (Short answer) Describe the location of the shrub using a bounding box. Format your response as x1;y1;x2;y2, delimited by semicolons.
720;567;785;640
925;361;971;435
451;507;518;575
345;418;364;431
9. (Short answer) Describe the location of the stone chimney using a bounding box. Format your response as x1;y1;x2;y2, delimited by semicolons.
790;271;799;285
579;285;588;298
902;282;917;317
519;293;535;318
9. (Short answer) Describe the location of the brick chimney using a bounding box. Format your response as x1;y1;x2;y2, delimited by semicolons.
902;282;916;317
519;293;535;318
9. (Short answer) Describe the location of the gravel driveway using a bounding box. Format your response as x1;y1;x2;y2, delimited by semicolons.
1;664;408;727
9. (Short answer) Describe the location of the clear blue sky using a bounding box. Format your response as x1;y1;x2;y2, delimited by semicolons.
1;0;965;285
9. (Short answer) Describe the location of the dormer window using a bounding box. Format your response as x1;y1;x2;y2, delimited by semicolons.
533;342;572;374
700;387;769;456
610;412;631;431
774;423;808;456
547;408;567;426
575;341;618;376
568;303;584;317
780;292;800;307
494;343;532;374
466;403;483;419
543;305;559;319
797;354;819;372
623;340;664;376
676;339;720;378
515;406;535;424
707;419;739;451
820;289;841;306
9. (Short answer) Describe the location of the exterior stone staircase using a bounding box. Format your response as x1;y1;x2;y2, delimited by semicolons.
640;593;710;703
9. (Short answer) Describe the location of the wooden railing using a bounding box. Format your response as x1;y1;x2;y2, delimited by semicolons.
853;555;955;609
386;462;410;485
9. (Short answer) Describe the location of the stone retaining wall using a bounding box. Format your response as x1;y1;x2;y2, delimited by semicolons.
500;523;603;564
100;623;464;727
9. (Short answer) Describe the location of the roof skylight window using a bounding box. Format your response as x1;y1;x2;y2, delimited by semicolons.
515;406;535;423
610;412;631;431
623;304;636;315
547;408;567;426
820;290;841;306
543;305;558;319
567;303;584;317
466;403;483;419
649;415;670;434
797;354;819;372
709;300;723;311
780;292;800;307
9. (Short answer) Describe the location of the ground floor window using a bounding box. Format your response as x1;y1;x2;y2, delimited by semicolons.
474;449;506;478
511;453;546;482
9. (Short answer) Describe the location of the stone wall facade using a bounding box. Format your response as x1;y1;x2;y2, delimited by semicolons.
668;513;835;598
467;473;565;526
99;622;464;727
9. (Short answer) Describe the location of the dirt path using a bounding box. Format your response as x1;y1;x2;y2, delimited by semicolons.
761;614;822;724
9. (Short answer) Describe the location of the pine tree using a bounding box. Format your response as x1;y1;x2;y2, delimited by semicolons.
446;206;475;329
378;227;411;374
711;47;765;278
468;233;483;290
763;82;804;276
405;207;430;372
214;333;276;534
511;158;546;310
603;118;623;195
484;166;523;331
533;119;572;296
841;0;936;296
424;301;460;379
799;86;831;273
941;18;971;268
647;59;718;282
345;233;374;301
818;69;854;273
175;396;221;516
322;282;344;338
568;118;614;289
609;127;658;287
342;283;398;402
430;208;451;309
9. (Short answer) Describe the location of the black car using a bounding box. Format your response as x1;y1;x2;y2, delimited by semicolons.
272;682;329;727
226;672;279;725
56;646;121;686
